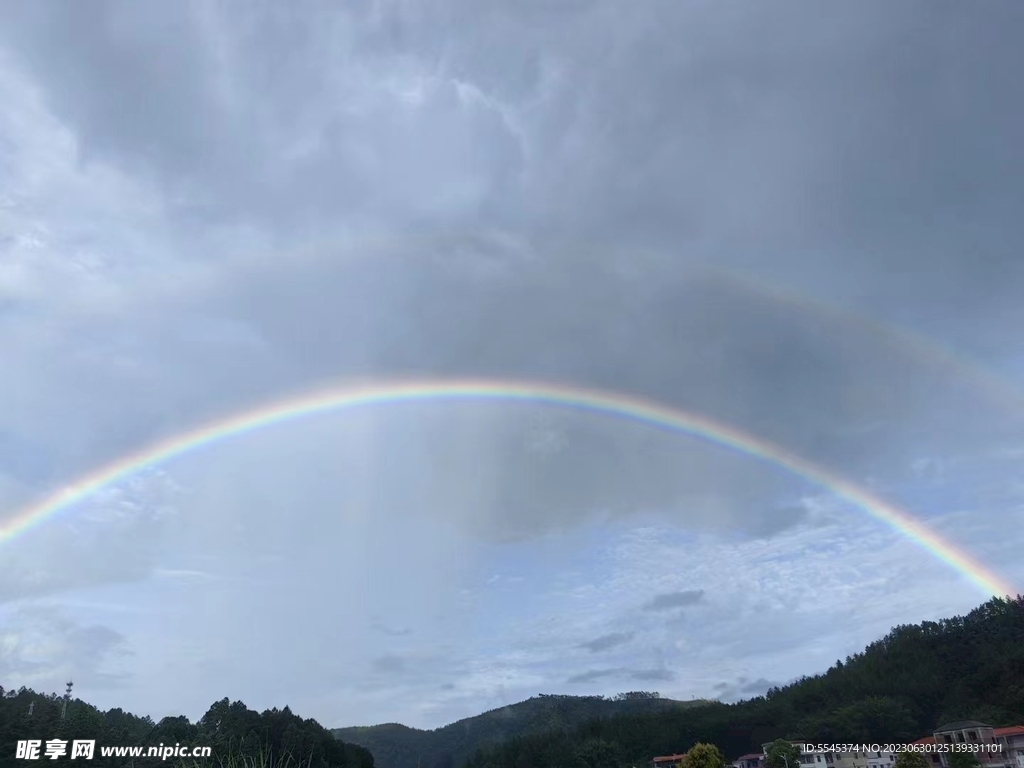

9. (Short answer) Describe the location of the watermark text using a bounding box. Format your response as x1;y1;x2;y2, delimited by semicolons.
16;740;212;761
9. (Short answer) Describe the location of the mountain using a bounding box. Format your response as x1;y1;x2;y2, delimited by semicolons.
462;595;1024;768
332;693;711;768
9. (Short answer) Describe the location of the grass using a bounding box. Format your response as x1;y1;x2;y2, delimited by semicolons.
176;744;317;768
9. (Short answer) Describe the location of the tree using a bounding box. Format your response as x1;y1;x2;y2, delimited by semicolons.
575;738;623;768
894;752;930;768
684;743;726;768
765;740;803;768
948;752;981;768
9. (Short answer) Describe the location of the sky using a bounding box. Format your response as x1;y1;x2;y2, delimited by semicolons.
1;0;1023;731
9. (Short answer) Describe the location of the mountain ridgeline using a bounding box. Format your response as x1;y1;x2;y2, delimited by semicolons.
455;595;1024;768
332;693;709;768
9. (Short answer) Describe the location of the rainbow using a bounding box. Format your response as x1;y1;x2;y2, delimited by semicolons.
710;267;1024;418
0;378;1015;597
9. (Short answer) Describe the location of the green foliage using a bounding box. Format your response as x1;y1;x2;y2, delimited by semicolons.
0;690;372;768
684;742;726;768
893;751;930;768
460;596;1024;768
575;738;625;768
947;753;982;768
764;740;802;768
332;693;709;768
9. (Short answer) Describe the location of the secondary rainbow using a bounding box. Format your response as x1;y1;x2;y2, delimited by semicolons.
712;267;1024;418
215;229;1024;419
0;378;1015;598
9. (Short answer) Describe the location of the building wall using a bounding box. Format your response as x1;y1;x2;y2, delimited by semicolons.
932;726;1022;768
833;752;870;768
997;734;1024;768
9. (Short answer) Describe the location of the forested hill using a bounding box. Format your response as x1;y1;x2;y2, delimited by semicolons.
332;693;710;768
0;691;373;768
463;596;1024;768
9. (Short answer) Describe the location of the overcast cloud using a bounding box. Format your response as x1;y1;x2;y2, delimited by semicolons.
1;0;1023;730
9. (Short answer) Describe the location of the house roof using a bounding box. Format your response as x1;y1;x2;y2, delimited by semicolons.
935;721;992;732
994;726;1024;738
737;754;764;761
653;755;689;763
913;737;937;746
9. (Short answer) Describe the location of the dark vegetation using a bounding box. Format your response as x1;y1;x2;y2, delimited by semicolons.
0;692;373;768
460;596;1024;768
332;692;710;768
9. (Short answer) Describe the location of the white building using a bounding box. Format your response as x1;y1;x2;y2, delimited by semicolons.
753;727;1024;768
914;721;1024;768
733;752;765;768
833;748;894;768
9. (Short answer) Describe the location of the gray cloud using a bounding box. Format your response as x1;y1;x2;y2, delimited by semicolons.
630;669;676;683
372;656;407;675
741;678;778;694
4;1;1022;331
644;591;705;612
566;669;619;685
566;667;675;685
712;677;783;703
0;1;524;234
579;632;633;653
0;607;131;691
371;620;414;638
0;0;1022;732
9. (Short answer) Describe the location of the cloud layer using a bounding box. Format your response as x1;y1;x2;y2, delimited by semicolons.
1;0;1022;730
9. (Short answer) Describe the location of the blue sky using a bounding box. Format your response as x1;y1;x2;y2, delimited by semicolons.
1;0;1024;732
